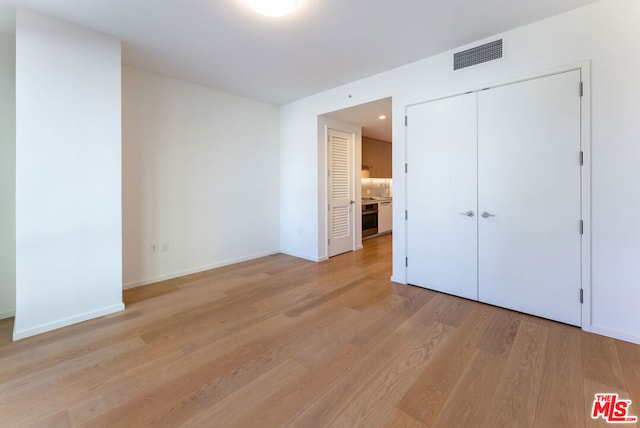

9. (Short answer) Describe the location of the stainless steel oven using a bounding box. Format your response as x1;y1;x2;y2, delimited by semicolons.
362;202;378;237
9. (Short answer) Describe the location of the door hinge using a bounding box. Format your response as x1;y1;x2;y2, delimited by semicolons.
579;151;584;166
579;220;584;235
579;81;584;97
405;163;408;173
405;116;408;126
405;257;408;267
405;210;408;220
580;288;584;304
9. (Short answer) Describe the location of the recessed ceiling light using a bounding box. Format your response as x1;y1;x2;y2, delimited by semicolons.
379;115;387;120
248;0;301;17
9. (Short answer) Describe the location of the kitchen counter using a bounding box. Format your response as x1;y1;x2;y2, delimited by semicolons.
361;197;392;204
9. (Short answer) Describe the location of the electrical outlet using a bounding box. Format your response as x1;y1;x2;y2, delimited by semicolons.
150;243;158;254
162;242;169;252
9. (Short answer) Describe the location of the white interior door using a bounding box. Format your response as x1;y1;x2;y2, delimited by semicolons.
406;93;478;300
478;70;582;326
328;128;354;257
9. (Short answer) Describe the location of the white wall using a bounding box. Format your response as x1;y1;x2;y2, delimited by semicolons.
280;0;640;344
0;34;15;319
122;66;280;287
14;10;123;340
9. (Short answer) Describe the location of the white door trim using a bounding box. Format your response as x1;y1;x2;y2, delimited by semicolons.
403;61;592;332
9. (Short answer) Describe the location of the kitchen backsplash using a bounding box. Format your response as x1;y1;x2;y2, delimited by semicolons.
362;178;392;198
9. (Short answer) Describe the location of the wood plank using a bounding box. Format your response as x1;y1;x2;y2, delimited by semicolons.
397;305;494;425
282;320;449;428
383;408;427;428
431;349;506;428
0;234;638;427
482;320;549;427
348;284;434;349
25;410;70;428
80;306;360;427
0;317;14;346
582;332;627;390
534;324;585;428
67;395;109;427
328;321;452;427
477;307;521;356
175;359;307;427
0;337;146;424
582;334;639;428
225;342;364;428
616;340;640;413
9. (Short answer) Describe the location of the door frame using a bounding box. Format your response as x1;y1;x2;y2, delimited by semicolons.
404;61;592;332
317;116;363;261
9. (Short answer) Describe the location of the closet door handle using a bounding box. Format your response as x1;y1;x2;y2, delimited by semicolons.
459;210;475;217
481;211;496;218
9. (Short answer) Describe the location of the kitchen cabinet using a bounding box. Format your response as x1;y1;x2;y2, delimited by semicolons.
378;200;392;233
362;137;392;178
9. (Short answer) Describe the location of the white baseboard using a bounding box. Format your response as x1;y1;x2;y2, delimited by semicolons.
123;249;281;289
279;249;321;262
390;275;406;284
589;324;640;345
0;309;15;320
12;302;125;341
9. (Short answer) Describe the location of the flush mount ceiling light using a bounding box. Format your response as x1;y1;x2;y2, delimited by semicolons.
379;115;387;120
248;0;301;17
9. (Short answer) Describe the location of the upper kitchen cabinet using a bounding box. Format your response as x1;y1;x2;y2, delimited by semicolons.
362;137;392;178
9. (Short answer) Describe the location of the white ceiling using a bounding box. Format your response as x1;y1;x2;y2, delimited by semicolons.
0;0;599;106
324;97;392;142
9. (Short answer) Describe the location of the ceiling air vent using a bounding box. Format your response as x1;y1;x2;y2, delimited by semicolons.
454;39;503;70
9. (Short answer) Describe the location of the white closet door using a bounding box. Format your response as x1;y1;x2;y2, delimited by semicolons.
478;70;582;326
406;93;478;300
328;128;354;257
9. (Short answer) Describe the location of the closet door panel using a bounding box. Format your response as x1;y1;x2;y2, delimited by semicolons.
477;70;582;326
406;93;478;300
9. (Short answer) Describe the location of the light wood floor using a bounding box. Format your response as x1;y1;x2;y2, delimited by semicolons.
1;234;639;427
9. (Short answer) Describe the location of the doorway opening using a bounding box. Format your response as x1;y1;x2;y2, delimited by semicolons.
319;97;393;259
